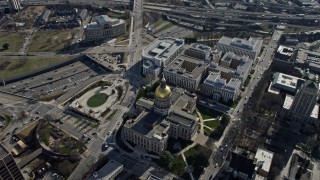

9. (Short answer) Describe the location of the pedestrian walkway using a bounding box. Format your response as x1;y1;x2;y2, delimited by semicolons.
204;125;213;131
203;118;220;122
196;109;204;134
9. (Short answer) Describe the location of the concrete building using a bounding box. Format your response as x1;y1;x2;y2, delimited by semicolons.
211;49;223;63
286;80;319;124
272;46;295;74
142;37;184;78
163;55;206;91
254;148;274;179
217;36;263;61
77;9;87;22
296;49;320;73
0;0;21;13
225;148;274;180
271;72;305;94
0;143;24;180
184;43;212;62
84;15;126;41
284;38;299;46
39;10;51;24
122;78;198;155
207;52;253;84
89;160;123;180
201;72;241;102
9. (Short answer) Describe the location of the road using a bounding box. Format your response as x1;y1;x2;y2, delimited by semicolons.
68;1;146;178
127;0;144;76
201;29;283;180
144;5;320;28
205;0;214;9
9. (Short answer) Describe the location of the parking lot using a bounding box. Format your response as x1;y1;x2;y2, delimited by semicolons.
4;60;106;98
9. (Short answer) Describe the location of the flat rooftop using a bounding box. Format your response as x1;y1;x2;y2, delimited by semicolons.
218;36;263;52
164;55;206;79
277;45;294;57
254;148;274;173
296;48;320;65
127;111;169;138
188;43;212;54
167;109;197;127
271;72;303;92
142;37;184;63
204;72;241;91
283;94;294;109
209;52;253;80
85;15;123;29
311;103;319;119
89;160;123;180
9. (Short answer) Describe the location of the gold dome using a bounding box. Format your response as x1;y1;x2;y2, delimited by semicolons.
155;78;172;99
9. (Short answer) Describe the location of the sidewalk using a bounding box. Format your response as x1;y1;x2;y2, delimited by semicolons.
196;109;204;134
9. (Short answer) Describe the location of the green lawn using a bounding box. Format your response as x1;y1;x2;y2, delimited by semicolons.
87;93;109;107
204;120;220;129
29;30;77;52
156;23;174;33
0;32;28;52
0;56;72;79
154;18;164;28
196;104;222;120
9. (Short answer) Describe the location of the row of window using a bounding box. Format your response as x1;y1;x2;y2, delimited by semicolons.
123;130;163;153
202;84;236;101
164;72;198;90
218;44;256;60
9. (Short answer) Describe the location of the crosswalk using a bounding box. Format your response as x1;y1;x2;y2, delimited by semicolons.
64;116;95;134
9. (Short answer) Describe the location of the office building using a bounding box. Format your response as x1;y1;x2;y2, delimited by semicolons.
217;36;263;61
0;143;24;180
77;9;88;22
226;148;274;180
207;52;253;84
286;80;319;124
271;72;305;94
142;37;184;78
163;55;206;91
184;43;212;62
254;148;274;179
201;72;241;102
272;46;295;74
296;49;320;73
284;38;299;46
39;10;51;24
89;160;123;180
122;78;198;154
84;15;126;41
0;0;21;13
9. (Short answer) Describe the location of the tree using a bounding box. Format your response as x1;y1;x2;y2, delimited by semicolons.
159;151;174;170
2;43;9;50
